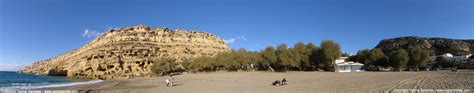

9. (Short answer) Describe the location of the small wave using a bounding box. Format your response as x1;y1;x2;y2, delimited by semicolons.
0;80;103;91
29;80;103;89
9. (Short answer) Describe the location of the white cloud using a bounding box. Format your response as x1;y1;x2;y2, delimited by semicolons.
224;38;236;43
82;29;102;38
107;27;120;30
0;63;25;71
239;36;248;41
224;36;247;44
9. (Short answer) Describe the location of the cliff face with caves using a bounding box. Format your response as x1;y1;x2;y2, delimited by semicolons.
19;25;229;80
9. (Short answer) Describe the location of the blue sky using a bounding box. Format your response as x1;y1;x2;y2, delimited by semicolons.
0;0;473;71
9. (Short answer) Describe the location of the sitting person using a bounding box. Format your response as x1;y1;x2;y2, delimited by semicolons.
165;78;171;87
272;80;281;86
169;75;174;86
281;78;287;85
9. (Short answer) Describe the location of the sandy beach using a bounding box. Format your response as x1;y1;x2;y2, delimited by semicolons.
29;70;472;93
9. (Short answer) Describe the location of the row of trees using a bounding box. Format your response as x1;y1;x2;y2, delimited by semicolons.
184;40;342;72
151;41;454;75
151;40;343;75
350;46;429;71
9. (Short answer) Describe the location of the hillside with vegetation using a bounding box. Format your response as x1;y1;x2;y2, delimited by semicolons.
352;36;474;71
154;36;474;75
375;36;474;56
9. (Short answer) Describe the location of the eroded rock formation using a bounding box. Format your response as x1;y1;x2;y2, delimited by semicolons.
19;25;229;79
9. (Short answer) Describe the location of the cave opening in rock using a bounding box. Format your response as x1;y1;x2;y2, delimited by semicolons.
47;69;68;76
98;65;106;71
108;65;115;69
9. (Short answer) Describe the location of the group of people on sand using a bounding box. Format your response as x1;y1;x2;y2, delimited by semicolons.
165;75;287;87
272;78;287;86
165;75;174;87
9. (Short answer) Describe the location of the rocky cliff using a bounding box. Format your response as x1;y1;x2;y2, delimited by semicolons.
19;25;229;79
375;36;474;56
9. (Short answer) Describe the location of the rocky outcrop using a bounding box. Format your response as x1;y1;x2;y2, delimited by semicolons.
19;25;229;80
375;36;474;56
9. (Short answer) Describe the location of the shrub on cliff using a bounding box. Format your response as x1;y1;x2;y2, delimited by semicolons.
151;58;178;76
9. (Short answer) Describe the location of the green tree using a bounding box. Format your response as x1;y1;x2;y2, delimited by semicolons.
341;52;350;57
470;56;474;65
248;51;262;71
436;56;448;68
436;56;461;68
348;55;357;62
368;48;389;67
355;49;371;65
286;48;299;70
214;51;233;71
293;42;309;71
228;48;252;71
389;49;409;71
407;46;429;71
307;43;320;70
276;44;293;71
319;40;341;70
261;46;277;71
306;42;319;52
235;48;249;63
151;58;177;76
303;43;319;71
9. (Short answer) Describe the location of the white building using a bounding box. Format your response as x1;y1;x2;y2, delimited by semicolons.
335;57;348;64
430;53;472;63
334;57;364;72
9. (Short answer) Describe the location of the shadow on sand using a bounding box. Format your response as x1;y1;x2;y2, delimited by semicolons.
172;83;184;87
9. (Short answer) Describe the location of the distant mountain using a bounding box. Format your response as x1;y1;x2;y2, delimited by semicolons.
375;36;474;56
19;25;229;80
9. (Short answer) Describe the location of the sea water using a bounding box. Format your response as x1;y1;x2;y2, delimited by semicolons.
0;71;102;91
